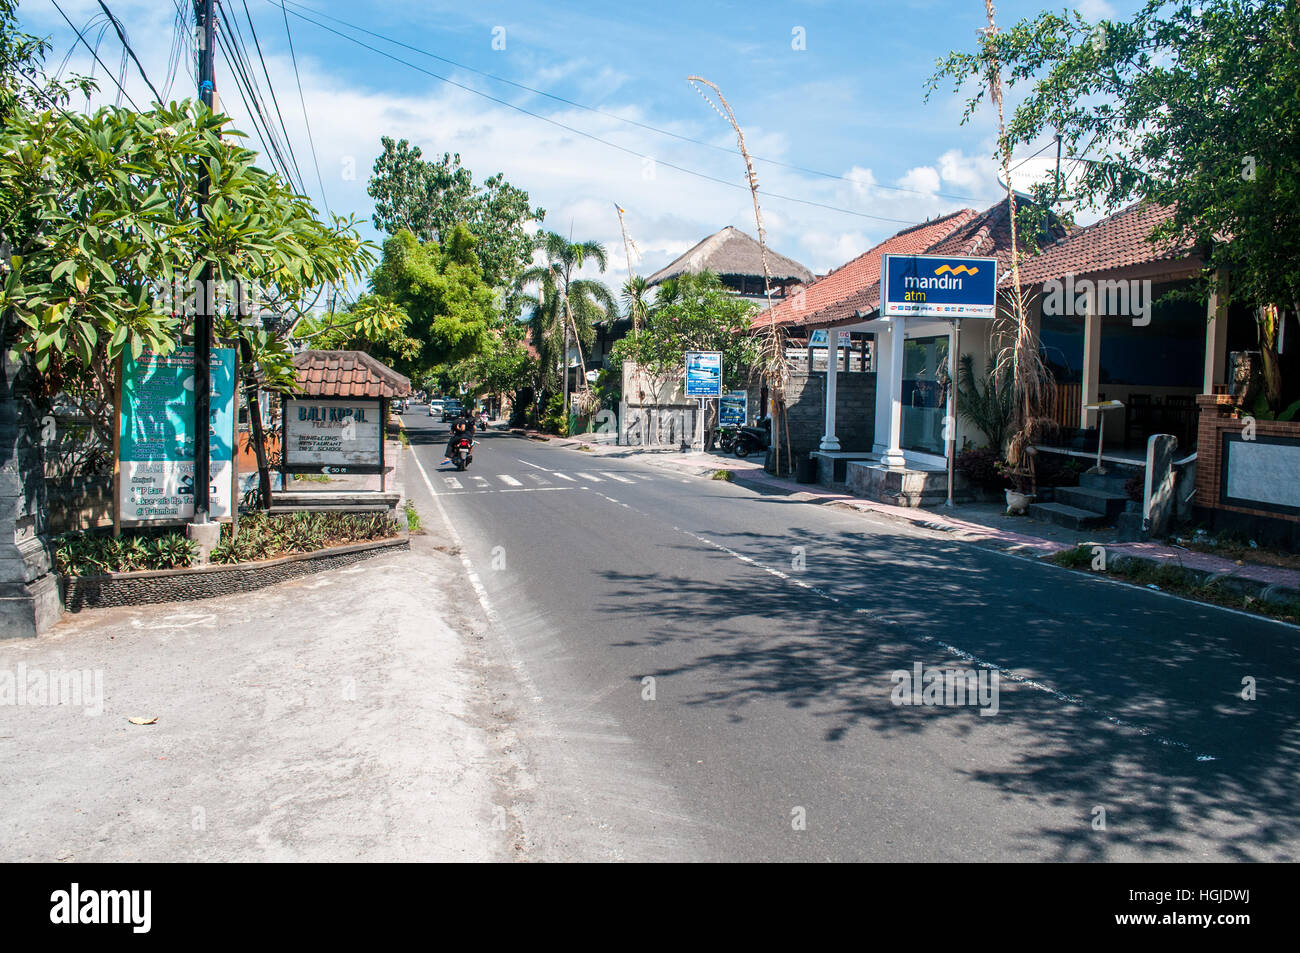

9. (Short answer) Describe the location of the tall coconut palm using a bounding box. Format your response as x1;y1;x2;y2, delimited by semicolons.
621;274;651;334
518;232;616;406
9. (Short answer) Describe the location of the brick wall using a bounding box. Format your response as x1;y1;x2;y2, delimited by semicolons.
1195;393;1300;523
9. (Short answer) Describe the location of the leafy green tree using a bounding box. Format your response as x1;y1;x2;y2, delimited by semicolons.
294;294;417;362
929;0;1300;414
0;100;373;459
518;232;616;396
608;271;758;391
448;319;537;415
368;136;544;289
367;225;499;380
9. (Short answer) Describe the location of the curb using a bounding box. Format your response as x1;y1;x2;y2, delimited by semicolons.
61;536;409;611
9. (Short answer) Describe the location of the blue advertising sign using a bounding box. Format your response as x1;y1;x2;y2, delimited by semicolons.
719;391;747;427
881;254;998;318
684;350;722;398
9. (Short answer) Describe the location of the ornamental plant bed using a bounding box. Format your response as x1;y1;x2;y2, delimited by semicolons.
55;513;405;610
61;537;408;611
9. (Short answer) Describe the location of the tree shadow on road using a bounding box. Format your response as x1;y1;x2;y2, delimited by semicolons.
597;524;1300;860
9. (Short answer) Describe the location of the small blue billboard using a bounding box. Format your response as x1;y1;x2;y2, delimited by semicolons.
719;391;747;427
881;254;998;318
684;350;722;398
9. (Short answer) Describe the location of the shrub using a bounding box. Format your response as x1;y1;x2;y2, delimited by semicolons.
209;512;400;564
54;530;197;576
955;447;1006;487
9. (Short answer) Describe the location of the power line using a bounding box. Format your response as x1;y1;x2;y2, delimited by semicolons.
270;0;986;205
49;0;141;111
232;0;308;193
272;2;922;226
276;0;330;216
95;0;164;105
214;19;300;187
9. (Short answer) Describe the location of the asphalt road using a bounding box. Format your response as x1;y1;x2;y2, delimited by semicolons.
401;410;1300;862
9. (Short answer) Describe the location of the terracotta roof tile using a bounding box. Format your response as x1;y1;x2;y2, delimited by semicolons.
1013;201;1198;286
751;208;979;331
292;350;412;400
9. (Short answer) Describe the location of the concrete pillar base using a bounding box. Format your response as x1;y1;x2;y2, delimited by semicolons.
186;521;221;565
818;437;842;452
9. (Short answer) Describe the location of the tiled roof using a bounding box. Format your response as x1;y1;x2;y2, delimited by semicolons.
647;225;814;286
751;208;980;331
1013;201;1198;286
292;350;412;399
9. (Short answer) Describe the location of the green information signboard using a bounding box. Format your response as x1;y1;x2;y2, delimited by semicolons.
117;347;237;523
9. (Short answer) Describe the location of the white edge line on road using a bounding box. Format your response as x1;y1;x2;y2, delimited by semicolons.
666;523;1216;762
410;447;497;627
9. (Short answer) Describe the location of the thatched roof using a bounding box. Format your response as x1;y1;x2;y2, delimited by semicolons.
646;226;814;286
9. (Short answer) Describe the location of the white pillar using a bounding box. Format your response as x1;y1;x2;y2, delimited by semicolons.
1080;306;1102;429
820;336;841;451
881;318;907;468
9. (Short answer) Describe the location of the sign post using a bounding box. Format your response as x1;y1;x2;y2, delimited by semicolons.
684;350;722;453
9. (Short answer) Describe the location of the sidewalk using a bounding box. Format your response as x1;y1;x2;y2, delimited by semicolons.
544;431;1300;597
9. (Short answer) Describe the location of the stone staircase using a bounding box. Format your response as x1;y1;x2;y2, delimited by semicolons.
1028;471;1133;529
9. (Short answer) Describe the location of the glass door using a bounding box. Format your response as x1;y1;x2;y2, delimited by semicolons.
901;334;950;456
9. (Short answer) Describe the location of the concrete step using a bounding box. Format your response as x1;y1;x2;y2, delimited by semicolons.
1078;470;1136;495
1055;485;1128;519
1027;501;1109;529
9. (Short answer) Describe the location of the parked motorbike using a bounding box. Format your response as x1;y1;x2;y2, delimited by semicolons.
715;425;739;452
732;425;769;458
451;437;474;471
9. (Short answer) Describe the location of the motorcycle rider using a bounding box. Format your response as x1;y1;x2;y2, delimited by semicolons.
442;408;476;466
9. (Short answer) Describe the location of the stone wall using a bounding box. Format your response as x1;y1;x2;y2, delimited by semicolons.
63;537;408;611
0;348;60;638
778;371;877;463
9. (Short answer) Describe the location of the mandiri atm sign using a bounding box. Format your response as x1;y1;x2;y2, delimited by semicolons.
881;254;998;318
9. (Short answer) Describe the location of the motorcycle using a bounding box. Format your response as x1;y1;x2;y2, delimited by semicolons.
732;425;769;459
451;436;474;471
715;425;739;453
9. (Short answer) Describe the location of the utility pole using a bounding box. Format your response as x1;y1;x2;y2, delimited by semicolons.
191;0;218;541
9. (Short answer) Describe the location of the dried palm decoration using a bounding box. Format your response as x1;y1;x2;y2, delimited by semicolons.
688;75;792;473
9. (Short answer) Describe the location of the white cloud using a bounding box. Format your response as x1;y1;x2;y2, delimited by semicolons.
896;165;942;197
28;0;1015;298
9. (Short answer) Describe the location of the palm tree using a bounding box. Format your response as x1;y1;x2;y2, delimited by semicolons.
518;232;616;411
621;274;651;337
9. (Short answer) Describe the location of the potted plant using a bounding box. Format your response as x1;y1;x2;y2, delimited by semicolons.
997;459;1035;515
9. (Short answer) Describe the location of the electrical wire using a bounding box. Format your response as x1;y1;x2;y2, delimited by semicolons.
49;0;141;111
275;0;330;216
269;2;923;226
95;0;164;105
214;20;300;186
232;0;308;193
269;0;987;205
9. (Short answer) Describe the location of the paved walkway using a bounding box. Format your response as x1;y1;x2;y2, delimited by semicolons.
547;431;1300;592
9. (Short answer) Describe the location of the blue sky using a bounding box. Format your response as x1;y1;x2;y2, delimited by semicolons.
22;0;1137;292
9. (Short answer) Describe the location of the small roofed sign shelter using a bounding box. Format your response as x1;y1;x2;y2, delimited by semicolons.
282;351;412;493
